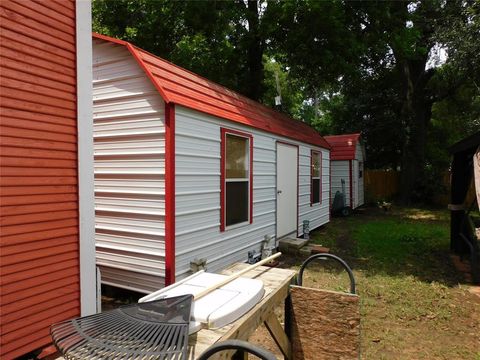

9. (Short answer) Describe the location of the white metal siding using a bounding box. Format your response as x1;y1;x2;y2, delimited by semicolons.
330;160;351;208
175;106;329;279
93;39;166;293
298;146;330;235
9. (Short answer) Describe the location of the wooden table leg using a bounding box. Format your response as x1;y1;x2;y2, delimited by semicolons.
264;312;292;360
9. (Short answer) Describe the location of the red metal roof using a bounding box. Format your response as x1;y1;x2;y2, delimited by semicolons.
324;133;361;160
93;33;330;149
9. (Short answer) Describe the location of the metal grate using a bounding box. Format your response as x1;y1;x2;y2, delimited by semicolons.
51;295;192;359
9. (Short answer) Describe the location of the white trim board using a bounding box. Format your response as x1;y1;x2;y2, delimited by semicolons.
76;0;97;316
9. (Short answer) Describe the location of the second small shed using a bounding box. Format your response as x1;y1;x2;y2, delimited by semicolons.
92;33;331;294
325;133;365;210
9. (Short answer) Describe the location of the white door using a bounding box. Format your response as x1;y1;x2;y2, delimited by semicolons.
276;143;298;238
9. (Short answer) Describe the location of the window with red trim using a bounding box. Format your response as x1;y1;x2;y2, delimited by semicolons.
221;129;253;230
311;151;321;204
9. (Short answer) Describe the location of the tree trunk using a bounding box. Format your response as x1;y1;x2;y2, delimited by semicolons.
397;60;434;204
399;96;432;204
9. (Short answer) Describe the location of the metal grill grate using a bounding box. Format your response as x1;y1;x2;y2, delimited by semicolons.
51;295;192;359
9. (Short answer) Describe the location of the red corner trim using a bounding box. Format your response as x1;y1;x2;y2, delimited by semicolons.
220;128;253;231
165;103;175;285
349;160;353;209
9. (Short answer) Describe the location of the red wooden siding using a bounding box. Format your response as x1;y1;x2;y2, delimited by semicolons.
0;1;80;358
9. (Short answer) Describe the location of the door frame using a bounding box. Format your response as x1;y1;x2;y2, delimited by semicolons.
276;141;299;239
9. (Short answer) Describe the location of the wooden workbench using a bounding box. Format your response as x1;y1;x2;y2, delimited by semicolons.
186;263;296;359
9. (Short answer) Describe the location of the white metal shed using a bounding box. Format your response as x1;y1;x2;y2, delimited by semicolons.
325;133;365;210
92;33;331;293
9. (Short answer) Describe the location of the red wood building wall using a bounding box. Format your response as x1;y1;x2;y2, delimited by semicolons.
0;1;81;358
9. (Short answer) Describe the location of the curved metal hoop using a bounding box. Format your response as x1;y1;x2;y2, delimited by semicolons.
296;253;356;294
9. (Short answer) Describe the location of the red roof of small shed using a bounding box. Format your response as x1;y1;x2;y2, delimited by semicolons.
93;33;330;149
324;133;361;160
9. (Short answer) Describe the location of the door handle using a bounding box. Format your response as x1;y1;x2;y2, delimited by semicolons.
277;190;282;194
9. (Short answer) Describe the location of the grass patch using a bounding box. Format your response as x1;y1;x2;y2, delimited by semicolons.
353;220;450;277
296;206;480;359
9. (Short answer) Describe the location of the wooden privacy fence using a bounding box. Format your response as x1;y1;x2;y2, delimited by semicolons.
364;170;476;206
364;170;400;203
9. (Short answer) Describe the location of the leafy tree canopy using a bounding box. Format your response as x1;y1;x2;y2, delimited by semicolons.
93;0;480;203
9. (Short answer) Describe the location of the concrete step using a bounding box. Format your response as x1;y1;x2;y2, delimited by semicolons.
278;237;309;254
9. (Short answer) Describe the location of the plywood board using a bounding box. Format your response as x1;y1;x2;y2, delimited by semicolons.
289;285;360;360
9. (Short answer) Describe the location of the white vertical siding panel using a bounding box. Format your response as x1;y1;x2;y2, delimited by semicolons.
93;39;166;292
330;160;351;207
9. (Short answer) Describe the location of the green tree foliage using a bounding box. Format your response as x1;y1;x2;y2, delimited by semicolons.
265;0;364;94
261;58;306;118
93;0;480;204
276;0;479;203
93;0;269;100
